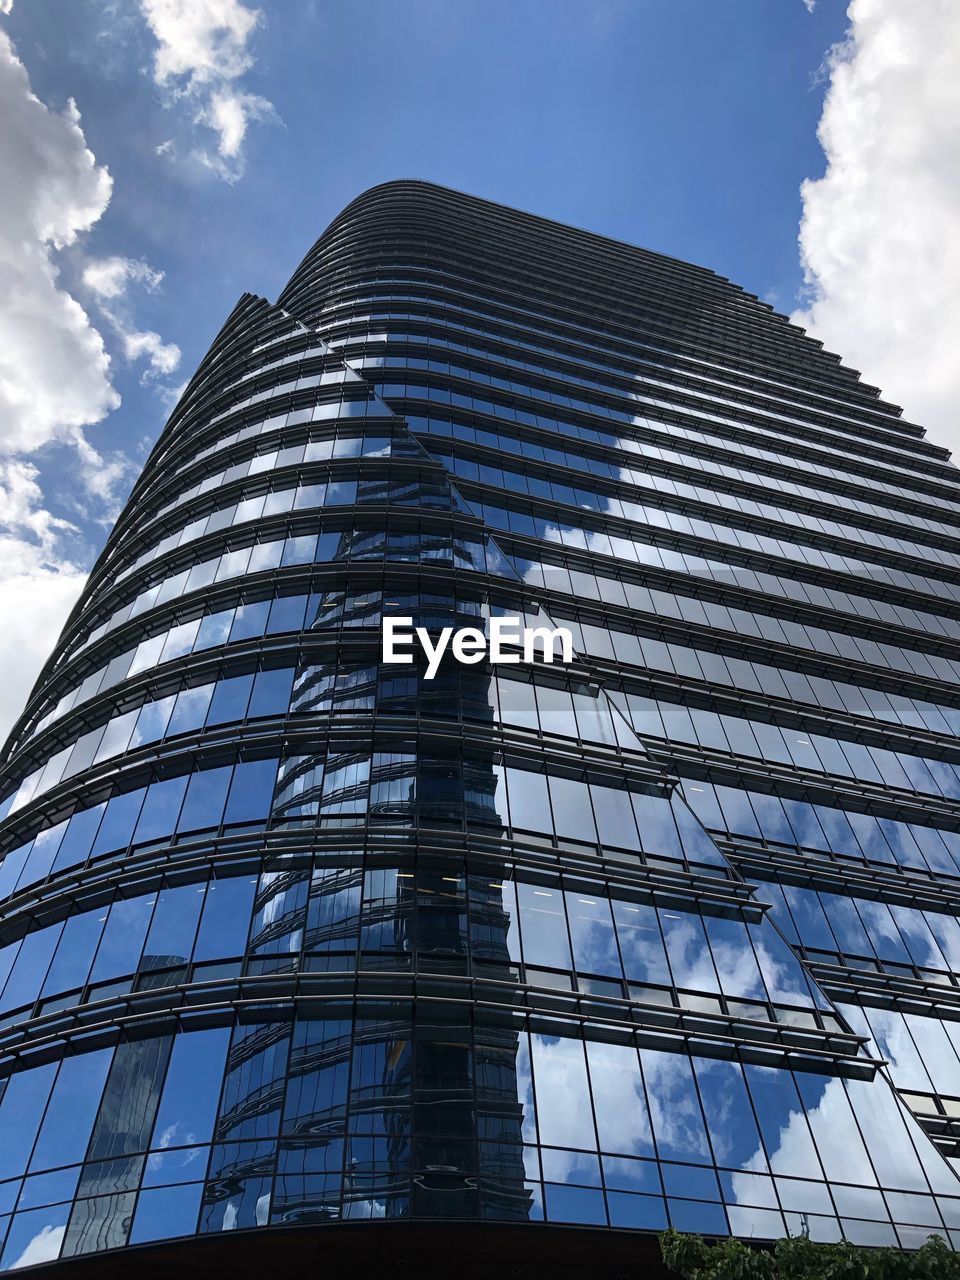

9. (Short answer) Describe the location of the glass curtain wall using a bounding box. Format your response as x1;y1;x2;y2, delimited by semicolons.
2;181;960;1269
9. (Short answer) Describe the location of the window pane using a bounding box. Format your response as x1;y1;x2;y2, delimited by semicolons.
143;883;205;968
167;685;214;737
640;1049;711;1164
517;883;570;969
0;924;62;1015
90;894;157;984
129;1183;202;1244
91;789;146;857
31;1049;113;1171
592;784;640;850
505;768;550;833
177;767;232;834
88;1038;174;1161
566;893;620;978
0;1063;57;1181
206;674;253;726
661;910;719;994
42;910;105;998
193;877;256;960
283;1019;351;1133
612;901;669;986
704;915;766;1000
587;1041;652;1157
224;758;279;824
1;1203;70;1269
548;776;597;844
530;1034;595;1149
744;1064;821;1178
632;792;683;859
248;667;294;719
151;1028;231;1150
133;777;188;845
695;1057;765;1171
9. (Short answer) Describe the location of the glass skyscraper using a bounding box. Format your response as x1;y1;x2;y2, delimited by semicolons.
2;180;960;1273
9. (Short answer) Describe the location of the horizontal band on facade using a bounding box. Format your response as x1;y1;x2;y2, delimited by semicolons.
0;828;757;949
0;973;878;1085
725;843;960;915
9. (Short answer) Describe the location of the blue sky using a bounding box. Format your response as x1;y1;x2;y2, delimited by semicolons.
1;0;957;737
6;0;846;469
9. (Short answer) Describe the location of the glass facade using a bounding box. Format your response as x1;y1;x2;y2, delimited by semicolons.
1;179;960;1270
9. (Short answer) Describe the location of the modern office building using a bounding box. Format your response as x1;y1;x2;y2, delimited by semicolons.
2;181;960;1275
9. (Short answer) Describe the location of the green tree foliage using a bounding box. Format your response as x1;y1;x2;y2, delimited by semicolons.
659;1228;960;1280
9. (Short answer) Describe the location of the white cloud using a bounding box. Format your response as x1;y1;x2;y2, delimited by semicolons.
147;0;260;83
0;29;115;744
0;29;116;455
197;84;274;165
158;376;189;413
10;1224;66;1269
83;255;181;382
123;327;181;376
0;33;167;746
139;0;277;179
82;254;163;299
68;429;137;521
0;461;90;743
793;1;960;453
0;459;79;554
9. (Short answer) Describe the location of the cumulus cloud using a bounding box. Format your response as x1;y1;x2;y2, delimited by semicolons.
0;31;172;743
793;1;960;453
139;0;277;179
68;430;138;522
10;1224;66;1269
0;461;90;742
82;254;163;298
83;255;181;382
122;327;181;375
0;28;116;455
0;438;132;745
0;459;80;558
0;30;113;740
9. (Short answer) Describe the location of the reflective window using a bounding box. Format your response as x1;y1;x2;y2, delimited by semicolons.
151;1028;232;1152
31;1050;113;1171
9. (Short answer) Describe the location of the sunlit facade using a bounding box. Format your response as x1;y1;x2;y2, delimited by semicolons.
2;180;960;1272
